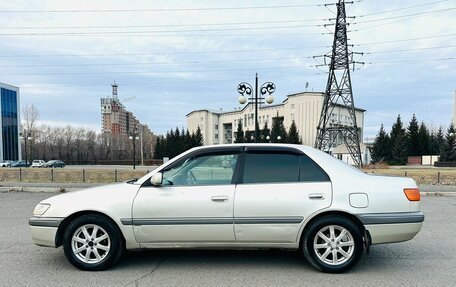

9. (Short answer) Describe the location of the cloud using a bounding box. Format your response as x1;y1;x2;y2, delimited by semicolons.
0;0;454;136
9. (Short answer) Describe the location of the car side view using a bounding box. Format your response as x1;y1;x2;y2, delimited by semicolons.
29;144;424;273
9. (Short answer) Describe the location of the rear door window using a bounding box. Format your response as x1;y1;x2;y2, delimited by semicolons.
241;152;300;184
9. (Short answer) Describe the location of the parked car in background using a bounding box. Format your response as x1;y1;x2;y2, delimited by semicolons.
30;144;424;273
44;160;65;168
31;160;46;168
0;160;13;167
11;160;30;167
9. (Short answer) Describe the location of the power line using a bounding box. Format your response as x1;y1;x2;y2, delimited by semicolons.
0;64;316;76
1;7;453;35
0;19;327;30
353;7;456;24
18;73;326;89
0;3;327;13
0;1;448;30
0;55;315;68
0;45;329;58
3;44;455;68
1;55;454;76
1;34;453;59
366;57;455;65
365;44;456;54
0;24;327;36
356;33;456;46
359;0;449;17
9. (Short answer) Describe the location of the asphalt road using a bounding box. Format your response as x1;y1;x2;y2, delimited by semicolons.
1;192;455;287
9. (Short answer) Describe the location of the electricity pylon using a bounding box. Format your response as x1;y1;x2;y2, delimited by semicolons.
314;0;363;167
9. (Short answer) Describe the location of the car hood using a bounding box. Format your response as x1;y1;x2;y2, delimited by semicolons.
38;182;141;218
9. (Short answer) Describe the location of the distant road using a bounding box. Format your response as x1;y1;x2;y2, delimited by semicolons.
65;165;158;171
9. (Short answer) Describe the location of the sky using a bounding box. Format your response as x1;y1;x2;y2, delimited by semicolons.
0;0;454;138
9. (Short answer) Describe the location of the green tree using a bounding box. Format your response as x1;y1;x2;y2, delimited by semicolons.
245;130;254;143
371;124;391;163
234;121;245;143
391;131;408;165
430;127;444;155
271;115;287;143
287;120;301;144
439;123;456;162
417;122;430;155
389;115;406;164
153;136;162;159
407;114;419;156
260;121;270;143
194;126;204;146
184;129;192;151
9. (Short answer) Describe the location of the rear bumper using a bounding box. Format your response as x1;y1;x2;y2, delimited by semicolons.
357;212;424;244
365;222;423;244
29;217;63;247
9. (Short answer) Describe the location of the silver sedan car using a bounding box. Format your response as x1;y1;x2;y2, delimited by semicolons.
30;144;424;273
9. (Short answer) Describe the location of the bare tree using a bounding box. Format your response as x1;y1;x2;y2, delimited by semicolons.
22;104;40;133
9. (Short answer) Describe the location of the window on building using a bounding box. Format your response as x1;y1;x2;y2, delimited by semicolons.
215;134;219;139
291;113;295;121
291;104;295;109
215;124;218;130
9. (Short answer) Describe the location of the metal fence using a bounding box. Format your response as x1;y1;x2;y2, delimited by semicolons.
1;167;456;185
364;169;456;185
0;168;150;183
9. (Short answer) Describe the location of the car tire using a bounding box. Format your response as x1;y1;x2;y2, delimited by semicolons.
63;214;125;271
302;215;363;273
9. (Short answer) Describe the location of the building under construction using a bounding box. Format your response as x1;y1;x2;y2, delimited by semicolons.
100;82;156;161
101;81;151;136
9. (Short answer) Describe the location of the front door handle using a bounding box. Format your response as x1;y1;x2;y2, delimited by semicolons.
211;195;229;202
309;193;325;200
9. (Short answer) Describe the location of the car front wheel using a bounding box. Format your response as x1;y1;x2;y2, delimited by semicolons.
302;215;363;273
63;214;125;271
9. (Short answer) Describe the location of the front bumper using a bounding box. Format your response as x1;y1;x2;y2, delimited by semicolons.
29;217;63;247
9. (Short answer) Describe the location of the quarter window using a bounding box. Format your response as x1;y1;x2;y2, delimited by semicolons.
300;155;330;182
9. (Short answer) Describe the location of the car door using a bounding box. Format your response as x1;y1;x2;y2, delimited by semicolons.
132;148;241;243
234;146;332;243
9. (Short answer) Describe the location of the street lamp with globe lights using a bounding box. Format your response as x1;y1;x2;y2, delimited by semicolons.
20;129;32;167
129;130;140;170
237;73;275;143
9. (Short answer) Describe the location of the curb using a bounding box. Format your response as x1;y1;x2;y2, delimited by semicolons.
0;186;81;193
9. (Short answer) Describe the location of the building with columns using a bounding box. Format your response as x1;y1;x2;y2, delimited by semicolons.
187;91;366;148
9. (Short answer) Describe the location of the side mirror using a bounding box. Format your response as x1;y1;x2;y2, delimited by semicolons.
150;172;163;186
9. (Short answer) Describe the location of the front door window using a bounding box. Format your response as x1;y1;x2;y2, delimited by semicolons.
162;153;239;186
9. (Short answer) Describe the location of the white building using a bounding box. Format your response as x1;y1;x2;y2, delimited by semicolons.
187;91;365;147
332;143;371;165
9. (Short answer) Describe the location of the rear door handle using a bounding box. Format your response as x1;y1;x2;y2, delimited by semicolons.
211;195;229;202
309;193;325;200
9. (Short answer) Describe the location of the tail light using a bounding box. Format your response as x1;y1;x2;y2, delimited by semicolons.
404;188;420;201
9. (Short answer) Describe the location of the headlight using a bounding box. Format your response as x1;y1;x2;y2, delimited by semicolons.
33;203;51;216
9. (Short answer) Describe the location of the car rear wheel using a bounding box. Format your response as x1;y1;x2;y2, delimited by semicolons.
302;215;363;273
63;214;125;271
